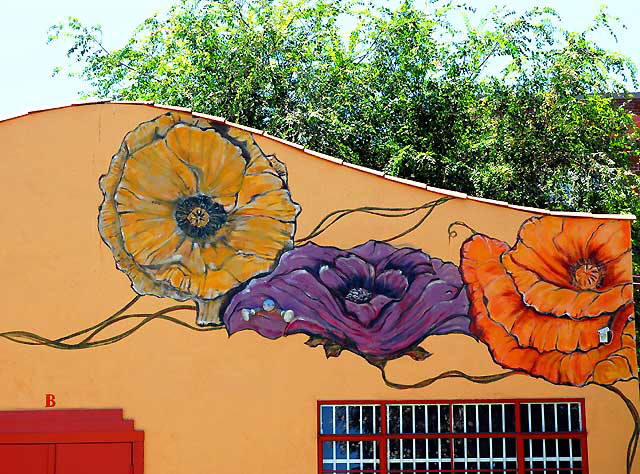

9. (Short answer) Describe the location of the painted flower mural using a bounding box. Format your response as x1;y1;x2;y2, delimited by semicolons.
92;113;637;388
86;112;637;391
99;112;300;325
2;109;639;474
223;241;472;363
460;216;636;386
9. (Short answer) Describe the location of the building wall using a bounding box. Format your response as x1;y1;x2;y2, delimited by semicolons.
0;103;637;473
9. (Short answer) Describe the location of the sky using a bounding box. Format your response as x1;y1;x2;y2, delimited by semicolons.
0;0;639;120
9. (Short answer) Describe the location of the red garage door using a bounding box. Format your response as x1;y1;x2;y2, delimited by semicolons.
0;410;143;474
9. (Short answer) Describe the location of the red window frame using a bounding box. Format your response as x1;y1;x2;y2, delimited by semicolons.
317;398;589;474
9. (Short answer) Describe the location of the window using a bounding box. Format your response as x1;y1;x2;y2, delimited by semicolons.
318;399;587;474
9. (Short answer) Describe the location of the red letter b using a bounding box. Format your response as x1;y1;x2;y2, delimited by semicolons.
45;394;56;408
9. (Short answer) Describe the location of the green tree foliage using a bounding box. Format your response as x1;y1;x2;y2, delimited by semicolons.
50;0;640;311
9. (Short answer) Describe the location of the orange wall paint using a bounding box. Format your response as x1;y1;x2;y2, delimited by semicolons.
0;103;637;473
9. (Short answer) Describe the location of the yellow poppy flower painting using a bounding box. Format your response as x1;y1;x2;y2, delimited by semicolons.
99;112;300;325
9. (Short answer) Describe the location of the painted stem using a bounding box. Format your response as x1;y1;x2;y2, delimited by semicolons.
0;298;219;350
378;367;519;389
196;298;224;326
296;197;452;244
447;221;478;241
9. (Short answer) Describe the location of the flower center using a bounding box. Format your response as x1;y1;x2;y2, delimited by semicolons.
186;207;210;228
571;260;604;290
345;287;373;304
175;195;226;240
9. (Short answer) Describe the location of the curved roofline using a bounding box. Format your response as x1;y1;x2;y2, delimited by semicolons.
1;99;635;221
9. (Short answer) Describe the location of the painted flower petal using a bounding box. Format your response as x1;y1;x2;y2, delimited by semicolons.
318;265;350;294
344;294;392;327
119;212;180;265
165;124;246;199
233;189;299;222
115;187;174;218
349;240;397;266
223;215;294;260
120;139;198;202
334;255;376;289
374;269;409;298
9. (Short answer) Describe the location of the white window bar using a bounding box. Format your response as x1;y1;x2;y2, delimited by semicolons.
503;437;507;468
489;434;493;466
556;438;560;474
569;437;574;470
578;402;582;431
386;405;390;434
463;405;467;433
332;406;335;435
412;405;416;435
464;438;468;470
489;405;493;433
424;405;429;434
373;440;377;472
345;406;349;435
568;403;573;432
412;437;416;471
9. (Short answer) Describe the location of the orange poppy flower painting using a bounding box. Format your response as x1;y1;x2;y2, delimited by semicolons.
460;216;636;386
99;112;300;325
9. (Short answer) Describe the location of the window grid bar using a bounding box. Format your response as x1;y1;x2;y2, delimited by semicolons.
569;403;573;433
332;406;336;436
569;435;574;469
488;406;493;433
463;405;467;433
449;403;454;471
346;406;350;435
502;404;506;432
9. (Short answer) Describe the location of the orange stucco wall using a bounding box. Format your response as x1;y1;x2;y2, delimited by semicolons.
0;103;637;473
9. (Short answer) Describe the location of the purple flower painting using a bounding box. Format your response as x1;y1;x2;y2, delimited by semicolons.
222;241;471;362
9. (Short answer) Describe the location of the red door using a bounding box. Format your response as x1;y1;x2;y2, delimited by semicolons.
56;443;132;474
0;410;143;474
0;444;51;474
